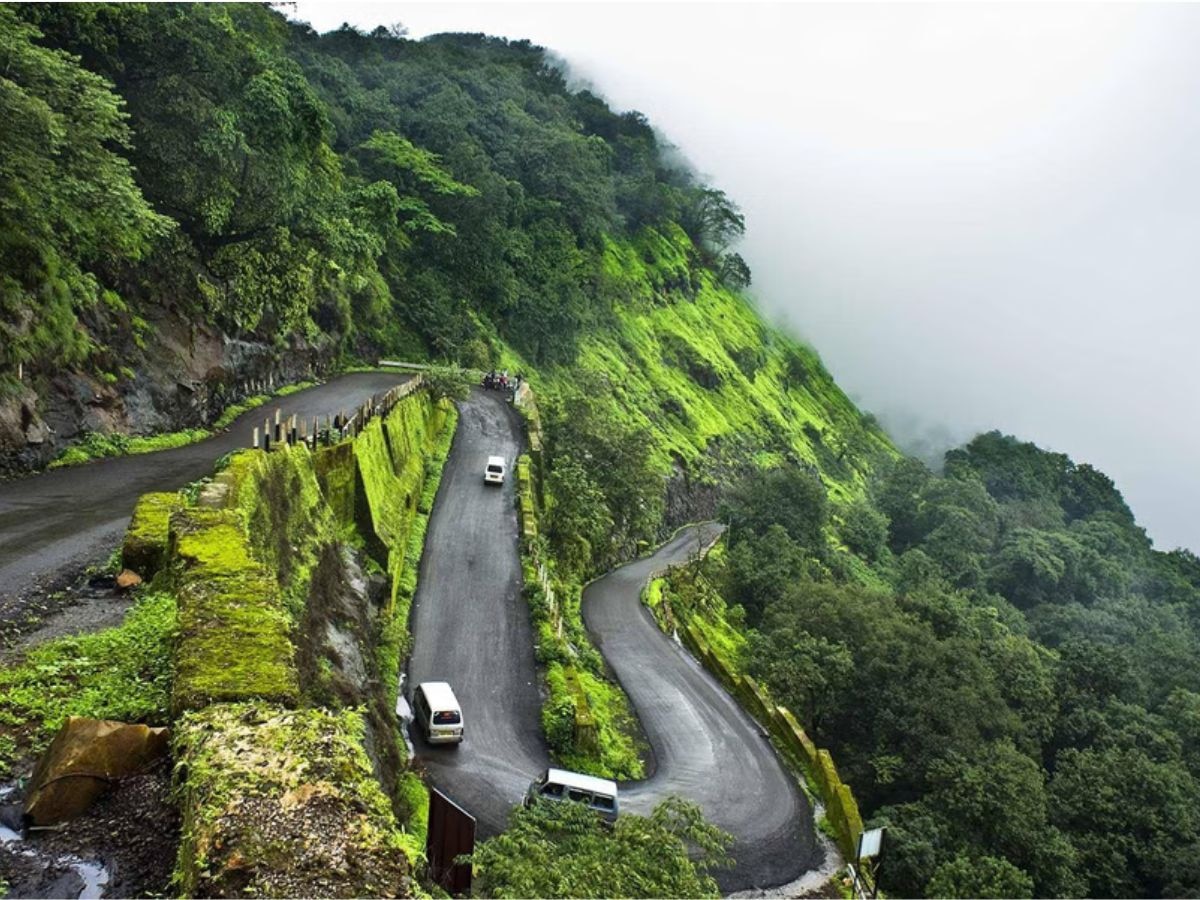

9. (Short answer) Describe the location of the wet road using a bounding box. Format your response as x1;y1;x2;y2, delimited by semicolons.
407;390;820;891
584;525;821;891
0;372;409;609
406;390;542;830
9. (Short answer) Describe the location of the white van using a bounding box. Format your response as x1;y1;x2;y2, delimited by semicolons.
412;682;463;745
524;768;619;823
484;455;506;485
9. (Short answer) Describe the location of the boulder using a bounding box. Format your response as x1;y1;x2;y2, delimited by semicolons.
115;569;143;589
24;717;169;826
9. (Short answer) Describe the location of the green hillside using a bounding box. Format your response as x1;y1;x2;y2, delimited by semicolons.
1;2;892;544
4;6;1196;899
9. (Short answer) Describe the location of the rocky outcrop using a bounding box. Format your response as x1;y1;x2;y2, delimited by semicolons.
0;309;336;478
24;717;169;826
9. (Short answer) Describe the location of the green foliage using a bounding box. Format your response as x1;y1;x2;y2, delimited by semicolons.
2;5;803;389
716;425;1200;898
725;525;813;624
541;665;577;753
543;375;661;578
546;458;615;576
420;364;471;402
469;796;732;899
926;855;1035;899
213;395;270;430
564;666;646;781
213;380;317;429
723;466;829;550
0;6;168;372
653;555;747;673
837;499;889;562
748;628;852;736
49;427;210;468
0;590;175;776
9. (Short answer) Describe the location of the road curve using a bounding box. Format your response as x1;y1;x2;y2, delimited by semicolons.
408;390;820;891
0;372;410;612
583;526;821;891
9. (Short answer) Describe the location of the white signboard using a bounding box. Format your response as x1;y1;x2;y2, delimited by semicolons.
857;827;884;860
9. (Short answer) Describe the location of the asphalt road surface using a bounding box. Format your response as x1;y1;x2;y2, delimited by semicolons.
0;372;409;610
406;389;542;829
584;525;821;890
408;390;820;891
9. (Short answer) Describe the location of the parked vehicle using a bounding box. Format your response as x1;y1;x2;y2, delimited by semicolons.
484;455;506;485
524;767;619;823
413;681;464;745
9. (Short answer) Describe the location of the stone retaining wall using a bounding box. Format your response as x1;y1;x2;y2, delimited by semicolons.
120;386;455;897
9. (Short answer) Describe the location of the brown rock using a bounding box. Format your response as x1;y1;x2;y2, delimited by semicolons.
25;717;169;826
116;569;143;589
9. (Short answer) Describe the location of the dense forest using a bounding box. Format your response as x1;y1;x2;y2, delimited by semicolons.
3;5;1194;898
2;3;747;377
686;432;1200;898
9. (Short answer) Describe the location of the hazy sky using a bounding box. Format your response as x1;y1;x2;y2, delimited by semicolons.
295;2;1197;552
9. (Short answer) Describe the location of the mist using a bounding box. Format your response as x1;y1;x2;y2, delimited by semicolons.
294;2;1199;552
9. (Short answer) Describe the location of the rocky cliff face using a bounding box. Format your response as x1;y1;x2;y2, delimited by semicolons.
0;311;335;477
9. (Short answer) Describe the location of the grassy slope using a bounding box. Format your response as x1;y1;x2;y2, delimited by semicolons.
501;226;897;779
507;224;894;499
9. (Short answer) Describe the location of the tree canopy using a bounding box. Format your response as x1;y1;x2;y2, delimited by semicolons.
5;3;750;382
712;433;1200;898
469;797;732;899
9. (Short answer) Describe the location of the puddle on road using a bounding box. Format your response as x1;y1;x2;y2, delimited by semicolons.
0;783;111;899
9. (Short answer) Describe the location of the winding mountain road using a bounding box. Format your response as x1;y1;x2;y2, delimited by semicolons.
408;390;820;891
0;378;821;889
0;372;410;615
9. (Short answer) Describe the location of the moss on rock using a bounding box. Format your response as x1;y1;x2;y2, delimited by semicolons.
173;703;413;898
169;508;298;712
122;491;186;578
222;445;335;617
314;442;356;531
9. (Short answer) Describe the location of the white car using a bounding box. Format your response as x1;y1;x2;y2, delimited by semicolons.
524;768;619;824
484;455;506;485
412;681;464;745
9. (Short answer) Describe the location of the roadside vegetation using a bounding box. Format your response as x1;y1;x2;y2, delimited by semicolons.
470;796;732;899
0;589;176;778
47;380;318;469
49;428;210;469
211;380;316;428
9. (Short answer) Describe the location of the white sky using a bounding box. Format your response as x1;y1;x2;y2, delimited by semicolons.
295;1;1198;552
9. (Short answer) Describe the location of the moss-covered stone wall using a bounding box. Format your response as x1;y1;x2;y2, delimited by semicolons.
169;507;299;713
121;491;186;579
122;386;456;897
173;704;414;898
